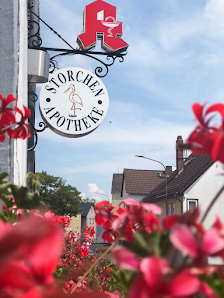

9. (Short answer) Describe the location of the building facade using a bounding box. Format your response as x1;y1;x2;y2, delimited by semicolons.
0;0;28;188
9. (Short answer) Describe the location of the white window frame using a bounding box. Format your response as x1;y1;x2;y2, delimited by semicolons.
187;199;198;210
168;203;175;215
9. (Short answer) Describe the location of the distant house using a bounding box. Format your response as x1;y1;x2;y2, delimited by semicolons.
79;203;96;240
143;137;224;229
111;173;123;207
121;167;172;203
69;213;81;234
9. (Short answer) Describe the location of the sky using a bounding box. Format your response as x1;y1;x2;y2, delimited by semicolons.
35;0;224;202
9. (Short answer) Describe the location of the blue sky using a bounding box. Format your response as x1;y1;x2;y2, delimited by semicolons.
35;0;224;201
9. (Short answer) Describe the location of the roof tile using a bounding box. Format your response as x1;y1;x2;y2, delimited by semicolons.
111;174;123;194
143;154;212;202
124;169;166;194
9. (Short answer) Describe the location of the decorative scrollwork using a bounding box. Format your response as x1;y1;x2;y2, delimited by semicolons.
27;120;48;151
27;131;38;151
28;92;38;102
28;20;42;47
80;53;116;78
94;55;125;77
29;121;48;133
49;59;59;74
35;121;48;133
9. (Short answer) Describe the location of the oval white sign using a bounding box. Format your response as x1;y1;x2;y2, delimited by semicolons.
39;67;109;138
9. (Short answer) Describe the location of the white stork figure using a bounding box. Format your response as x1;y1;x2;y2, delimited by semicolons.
64;84;83;117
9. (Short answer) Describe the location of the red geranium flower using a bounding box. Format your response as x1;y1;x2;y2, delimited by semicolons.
95;201;119;243
7;105;31;139
186;103;224;163
0;216;63;297
113;199;162;242
0;94;17;127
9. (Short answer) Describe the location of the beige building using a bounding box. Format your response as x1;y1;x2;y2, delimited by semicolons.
69;213;81;234
111;174;123;207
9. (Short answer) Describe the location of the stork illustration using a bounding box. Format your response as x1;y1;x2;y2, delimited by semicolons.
64;84;83;117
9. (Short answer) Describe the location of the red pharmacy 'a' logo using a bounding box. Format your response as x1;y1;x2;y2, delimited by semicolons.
77;0;129;53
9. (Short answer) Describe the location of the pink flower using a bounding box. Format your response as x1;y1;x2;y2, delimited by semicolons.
170;224;224;260
113;246;200;298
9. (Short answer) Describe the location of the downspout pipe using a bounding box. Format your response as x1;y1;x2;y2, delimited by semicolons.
174;192;183;214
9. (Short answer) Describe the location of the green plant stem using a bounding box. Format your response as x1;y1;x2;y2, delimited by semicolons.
70;235;121;294
201;184;224;223
21;172;32;186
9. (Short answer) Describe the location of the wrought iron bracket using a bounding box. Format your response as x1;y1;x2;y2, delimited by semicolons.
28;5;127;78
28;46;126;78
27;119;48;151
27;5;127;151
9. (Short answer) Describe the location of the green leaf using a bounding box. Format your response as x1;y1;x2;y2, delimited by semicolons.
0;210;17;222
10;184;43;209
110;269;136;291
123;230;153;257
200;272;224;298
0;172;9;181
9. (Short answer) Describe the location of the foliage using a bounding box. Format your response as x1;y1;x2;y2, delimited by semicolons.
0;172;43;222
1;95;224;298
80;198;97;205
37;171;82;216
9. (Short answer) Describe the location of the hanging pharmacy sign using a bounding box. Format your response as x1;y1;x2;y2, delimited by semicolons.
77;0;128;52
39;67;109;138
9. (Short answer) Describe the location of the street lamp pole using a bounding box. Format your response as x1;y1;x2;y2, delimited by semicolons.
94;192;110;201
135;155;168;215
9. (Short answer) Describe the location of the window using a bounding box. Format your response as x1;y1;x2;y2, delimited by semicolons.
92;218;94;224
168;203;175;215
187;199;198;210
89;218;91;224
77;215;79;220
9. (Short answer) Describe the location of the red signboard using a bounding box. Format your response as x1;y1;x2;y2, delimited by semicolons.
77;0;129;53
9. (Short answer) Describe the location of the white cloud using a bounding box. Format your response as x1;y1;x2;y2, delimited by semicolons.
80;192;86;199
158;13;204;52
38;113;193;148
88;184;110;202
88;183;105;194
201;52;224;66
204;0;224;37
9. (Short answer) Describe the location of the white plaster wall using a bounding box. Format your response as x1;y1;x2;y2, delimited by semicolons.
122;181;145;202
14;0;28;186
183;162;224;229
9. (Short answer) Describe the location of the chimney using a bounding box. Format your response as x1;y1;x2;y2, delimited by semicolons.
176;136;184;174
166;166;172;176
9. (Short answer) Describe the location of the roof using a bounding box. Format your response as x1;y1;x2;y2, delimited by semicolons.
79;203;94;217
123;169;166;195
143;154;212;202
111;174;123;194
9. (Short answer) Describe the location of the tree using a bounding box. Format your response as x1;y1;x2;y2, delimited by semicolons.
80;198;97;205
37;171;81;216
